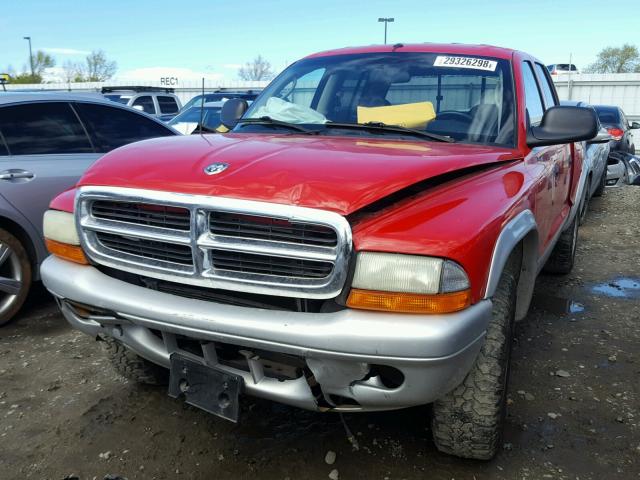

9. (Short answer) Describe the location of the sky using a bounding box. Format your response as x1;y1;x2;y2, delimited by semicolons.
1;0;637;83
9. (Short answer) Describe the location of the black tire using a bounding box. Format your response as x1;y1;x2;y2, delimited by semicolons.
0;228;32;326
102;336;169;385
593;169;606;197
543;213;578;275
431;252;518;460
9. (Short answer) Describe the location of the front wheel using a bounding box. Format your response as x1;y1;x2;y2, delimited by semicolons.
0;228;32;326
103;336;169;385
431;254;518;460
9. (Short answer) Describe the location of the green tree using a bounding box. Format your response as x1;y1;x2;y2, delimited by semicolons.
586;44;640;73
6;50;55;83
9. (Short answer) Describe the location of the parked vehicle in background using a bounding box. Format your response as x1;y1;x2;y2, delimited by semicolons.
561;101;610;222
546;63;579;75
41;44;600;460
593;105;639;154
627;155;640;185
0;93;178;325
606;153;628;187
181;90;261;112
168;101;224;134
606;151;640;187
102;86;182;121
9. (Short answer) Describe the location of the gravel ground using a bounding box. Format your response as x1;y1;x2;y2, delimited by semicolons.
1;186;639;480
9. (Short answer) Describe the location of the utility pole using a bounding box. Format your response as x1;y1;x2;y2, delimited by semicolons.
23;36;34;78
378;18;394;44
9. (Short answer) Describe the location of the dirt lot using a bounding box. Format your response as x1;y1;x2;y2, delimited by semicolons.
1;187;639;480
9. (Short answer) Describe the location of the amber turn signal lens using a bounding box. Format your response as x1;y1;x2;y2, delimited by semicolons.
45;239;89;265
346;289;471;314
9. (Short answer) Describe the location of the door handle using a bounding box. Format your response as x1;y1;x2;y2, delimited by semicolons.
0;170;35;180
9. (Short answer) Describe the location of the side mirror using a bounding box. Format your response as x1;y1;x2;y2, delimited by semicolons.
220;98;249;129
630;121;640;130
587;129;612;145
132;105;144;112
527;106;598;148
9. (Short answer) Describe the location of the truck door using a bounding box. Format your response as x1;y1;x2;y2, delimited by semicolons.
521;61;569;252
532;62;575;233
0;102;101;238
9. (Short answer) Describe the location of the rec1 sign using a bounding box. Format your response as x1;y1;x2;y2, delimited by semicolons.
160;77;178;86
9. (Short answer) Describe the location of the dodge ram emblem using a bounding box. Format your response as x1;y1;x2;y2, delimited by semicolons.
204;162;229;175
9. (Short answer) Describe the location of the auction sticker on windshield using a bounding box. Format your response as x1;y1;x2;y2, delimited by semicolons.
434;56;497;71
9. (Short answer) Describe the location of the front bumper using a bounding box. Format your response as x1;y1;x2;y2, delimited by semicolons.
41;255;493;412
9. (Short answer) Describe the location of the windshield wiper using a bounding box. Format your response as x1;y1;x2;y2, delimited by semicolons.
323;121;454;143
236;116;318;134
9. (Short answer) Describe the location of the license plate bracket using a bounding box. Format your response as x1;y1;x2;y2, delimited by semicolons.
168;353;242;422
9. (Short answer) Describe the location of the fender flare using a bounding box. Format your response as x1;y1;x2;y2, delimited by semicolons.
484;209;539;321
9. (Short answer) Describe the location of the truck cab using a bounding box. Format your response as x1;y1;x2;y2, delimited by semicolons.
41;44;599;460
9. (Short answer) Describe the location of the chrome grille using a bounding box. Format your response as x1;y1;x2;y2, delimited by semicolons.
210;212;338;247
76;186;352;299
92;201;191;231
96;232;194;266
209;249;333;279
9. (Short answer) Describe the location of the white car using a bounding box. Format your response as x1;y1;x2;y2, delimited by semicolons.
102;87;182;121
547;64;579;76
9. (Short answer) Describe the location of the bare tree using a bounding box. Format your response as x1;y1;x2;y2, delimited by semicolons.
60;60;84;83
79;50;117;81
586;44;640;73
238;55;274;81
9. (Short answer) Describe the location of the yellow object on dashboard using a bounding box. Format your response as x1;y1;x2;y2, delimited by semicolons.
357;101;436;129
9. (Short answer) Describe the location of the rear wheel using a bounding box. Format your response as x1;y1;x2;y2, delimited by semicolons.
0;228;32;326
103;336;169;385
543;213;578;274
431;252;518;460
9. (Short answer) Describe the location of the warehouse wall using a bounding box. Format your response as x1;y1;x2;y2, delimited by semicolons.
3;74;639;149
3;79;269;105
553;73;640;149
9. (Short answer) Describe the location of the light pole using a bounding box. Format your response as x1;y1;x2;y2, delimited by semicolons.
23;36;34;78
378;18;394;44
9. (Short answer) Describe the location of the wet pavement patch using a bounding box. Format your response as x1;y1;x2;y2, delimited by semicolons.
534;294;585;315
591;277;640;299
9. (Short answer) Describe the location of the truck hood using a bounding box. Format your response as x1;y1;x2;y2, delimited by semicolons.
79;133;520;215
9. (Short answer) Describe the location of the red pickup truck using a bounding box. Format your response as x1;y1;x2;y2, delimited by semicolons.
41;44;599;460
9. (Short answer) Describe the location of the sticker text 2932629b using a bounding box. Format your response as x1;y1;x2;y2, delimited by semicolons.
433;56;497;72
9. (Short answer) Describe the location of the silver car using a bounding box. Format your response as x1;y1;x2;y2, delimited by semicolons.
0;92;178;325
561;101;610;222
607;152;640;187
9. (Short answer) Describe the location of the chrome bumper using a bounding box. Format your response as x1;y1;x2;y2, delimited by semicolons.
41;255;493;412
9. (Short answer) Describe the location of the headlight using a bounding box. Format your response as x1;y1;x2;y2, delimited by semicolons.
43;210;88;264
347;252;471;314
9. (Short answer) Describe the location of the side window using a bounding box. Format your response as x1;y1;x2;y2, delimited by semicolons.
522;62;545;126
534;63;557;109
74;103;175;152
132;96;156;114
0;133;8;156
158;96;179;114
0;102;93;155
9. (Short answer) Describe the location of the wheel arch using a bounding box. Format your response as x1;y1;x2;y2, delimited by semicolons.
0;215;40;281
484;209;539;321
